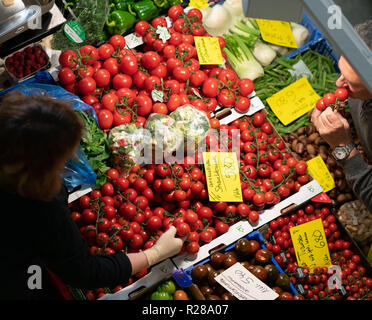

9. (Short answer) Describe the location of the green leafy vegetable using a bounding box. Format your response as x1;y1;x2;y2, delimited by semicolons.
76;110;111;188
51;0;110;51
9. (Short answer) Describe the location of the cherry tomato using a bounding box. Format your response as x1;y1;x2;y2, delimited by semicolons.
135;21;150;37
109;35;126;49
334;87;349;101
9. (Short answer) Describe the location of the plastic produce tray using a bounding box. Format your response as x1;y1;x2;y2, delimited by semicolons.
182;230;298;297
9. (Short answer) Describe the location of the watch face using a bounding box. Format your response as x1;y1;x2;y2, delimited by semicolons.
334;148;347;160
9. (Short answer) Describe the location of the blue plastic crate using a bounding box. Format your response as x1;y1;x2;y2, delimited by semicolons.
183;230;298;297
286;37;340;73
282;13;323;59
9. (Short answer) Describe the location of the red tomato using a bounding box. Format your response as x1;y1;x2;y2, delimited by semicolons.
141;51;161;70
173;66;191;82
168;5;184;21
78;76;96;96
217;88;235;107
59;50;78;68
335;87;349;101
137;94;153;116
120;55;138;75
97;109;113;129
323;92;336;107
239;78;255;96
79;45;99;65
58;67;75;85
98;43;115;60
134;21;150;37
235;96;251;113
202;77;220;97
109;35;126;49
94;68;111;87
102;58;120;76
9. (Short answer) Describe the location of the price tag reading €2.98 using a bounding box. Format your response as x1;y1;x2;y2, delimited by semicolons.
256;19;298;48
203;152;242;202
266;77;321;126
194;36;224;65
290;218;332;272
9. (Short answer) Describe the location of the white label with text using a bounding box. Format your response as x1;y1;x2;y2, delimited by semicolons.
215;263;279;300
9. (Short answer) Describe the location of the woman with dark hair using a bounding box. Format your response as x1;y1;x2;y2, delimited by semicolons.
0;93;183;300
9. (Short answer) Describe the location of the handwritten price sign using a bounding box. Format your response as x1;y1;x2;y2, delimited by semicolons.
290;218;332;272
256;19;298;48
307;156;335;193
266;77;321;126
215;263;279;300
203;152;242;202
194;37;224;65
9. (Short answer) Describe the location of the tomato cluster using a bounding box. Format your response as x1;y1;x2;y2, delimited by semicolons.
264;203;372;300
316;87;349;112
218;112;311;223
57;6;255;131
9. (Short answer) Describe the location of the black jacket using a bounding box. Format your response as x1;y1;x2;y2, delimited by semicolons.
0;186;132;300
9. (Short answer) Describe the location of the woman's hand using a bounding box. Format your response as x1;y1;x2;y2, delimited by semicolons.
143;226;184;267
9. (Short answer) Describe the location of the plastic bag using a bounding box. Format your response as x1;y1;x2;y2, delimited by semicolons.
109;123;152;173
337;200;372;256
0;73;98;192
145;113;184;158
170;104;210;151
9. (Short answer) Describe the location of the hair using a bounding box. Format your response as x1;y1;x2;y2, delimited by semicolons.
355;20;372;50
0;92;84;201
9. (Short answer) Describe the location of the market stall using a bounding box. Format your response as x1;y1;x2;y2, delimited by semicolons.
1;0;372;302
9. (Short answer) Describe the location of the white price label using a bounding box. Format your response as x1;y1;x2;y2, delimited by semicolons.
125;33;144;49
215;263;279;300
247;96;265;116
151;89;164;102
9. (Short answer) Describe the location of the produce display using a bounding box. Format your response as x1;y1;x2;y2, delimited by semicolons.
254;49;340;135
188;233;303;300
3;0;372;303
262;202;372;300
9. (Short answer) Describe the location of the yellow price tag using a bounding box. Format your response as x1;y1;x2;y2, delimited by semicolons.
194;36;224;65
266;77;320;126
188;0;209;10
203;152;243;202
256;19;298;48
290;218;332;272
306;156;335;193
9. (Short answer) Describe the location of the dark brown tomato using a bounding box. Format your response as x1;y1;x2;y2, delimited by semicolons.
191;265;209;283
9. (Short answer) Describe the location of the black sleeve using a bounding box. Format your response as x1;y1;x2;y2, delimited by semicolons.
339;151;372;213
39;198;132;290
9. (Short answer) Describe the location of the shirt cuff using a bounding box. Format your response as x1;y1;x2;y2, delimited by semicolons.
338;151;366;176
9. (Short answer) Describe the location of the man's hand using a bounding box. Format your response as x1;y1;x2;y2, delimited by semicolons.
311;107;352;149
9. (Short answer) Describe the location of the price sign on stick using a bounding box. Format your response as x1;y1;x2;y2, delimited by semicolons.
203;152;242;202
256;19;298;48
194;37;224;65
266;77;321;125
290;218;332;272
306;156;335;193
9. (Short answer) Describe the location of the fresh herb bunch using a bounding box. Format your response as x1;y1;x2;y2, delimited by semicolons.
52;0;110;51
76;110;111;187
254;50;339;135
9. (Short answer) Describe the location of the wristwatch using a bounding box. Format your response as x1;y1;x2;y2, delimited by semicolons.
332;143;355;161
